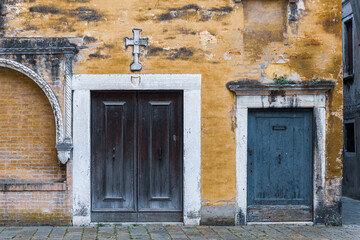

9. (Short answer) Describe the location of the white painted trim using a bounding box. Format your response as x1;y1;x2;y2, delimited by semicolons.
313;107;326;223
72;74;201;90
234;93;328;225
72;74;201;226
235;107;247;225
73;90;91;225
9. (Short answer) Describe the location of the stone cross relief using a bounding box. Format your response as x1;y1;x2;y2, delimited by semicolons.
125;29;148;71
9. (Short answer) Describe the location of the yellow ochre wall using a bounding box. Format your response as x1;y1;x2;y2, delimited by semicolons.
1;0;343;220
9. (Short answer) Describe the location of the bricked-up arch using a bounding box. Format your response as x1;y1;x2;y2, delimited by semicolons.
0;58;67;163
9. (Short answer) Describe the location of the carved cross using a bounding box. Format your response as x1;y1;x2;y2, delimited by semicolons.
125;29;148;71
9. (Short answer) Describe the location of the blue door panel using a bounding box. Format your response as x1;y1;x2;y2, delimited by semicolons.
248;109;313;206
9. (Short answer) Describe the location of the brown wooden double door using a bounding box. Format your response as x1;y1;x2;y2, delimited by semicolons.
91;91;183;222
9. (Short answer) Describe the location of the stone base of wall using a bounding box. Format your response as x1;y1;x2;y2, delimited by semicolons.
200;205;235;226
324;202;342;226
0;183;71;226
201;203;342;226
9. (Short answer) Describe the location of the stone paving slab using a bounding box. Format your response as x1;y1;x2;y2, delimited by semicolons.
343;197;360;225
0;225;359;240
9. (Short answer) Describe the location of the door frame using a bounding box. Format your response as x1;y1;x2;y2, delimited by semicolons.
72;74;201;225
227;82;335;225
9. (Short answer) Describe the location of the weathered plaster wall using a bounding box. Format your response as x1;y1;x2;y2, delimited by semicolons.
0;0;343;224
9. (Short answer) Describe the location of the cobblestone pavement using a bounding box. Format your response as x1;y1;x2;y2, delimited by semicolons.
1;197;360;239
0;224;360;240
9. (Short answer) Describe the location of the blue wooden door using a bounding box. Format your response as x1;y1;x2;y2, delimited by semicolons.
247;109;313;222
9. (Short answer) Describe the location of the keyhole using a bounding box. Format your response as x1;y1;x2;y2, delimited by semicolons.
112;147;116;161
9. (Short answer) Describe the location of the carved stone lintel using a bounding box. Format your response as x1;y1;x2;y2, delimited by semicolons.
56;141;73;164
226;80;336;96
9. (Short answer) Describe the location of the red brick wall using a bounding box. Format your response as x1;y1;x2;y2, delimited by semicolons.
0;67;71;225
0;184;71;225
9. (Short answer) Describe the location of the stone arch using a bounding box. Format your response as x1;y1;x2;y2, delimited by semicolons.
0;58;67;163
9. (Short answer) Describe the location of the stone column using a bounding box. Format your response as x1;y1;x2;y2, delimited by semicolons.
55;52;74;164
64;53;73;141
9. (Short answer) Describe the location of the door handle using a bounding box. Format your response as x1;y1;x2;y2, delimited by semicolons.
112;147;116;161
158;148;162;161
278;154;281;164
249;149;253;174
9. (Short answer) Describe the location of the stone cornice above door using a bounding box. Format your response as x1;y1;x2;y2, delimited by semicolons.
0;38;78;55
226;80;336;96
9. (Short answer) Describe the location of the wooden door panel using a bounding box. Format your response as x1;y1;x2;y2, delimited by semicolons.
252;116;309;205
91;92;136;213
104;102;126;201
138;92;183;213
91;91;183;222
247;109;313;222
148;101;171;201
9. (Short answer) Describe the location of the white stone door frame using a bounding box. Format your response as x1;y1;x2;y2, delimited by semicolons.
227;82;335;225
72;74;201;225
